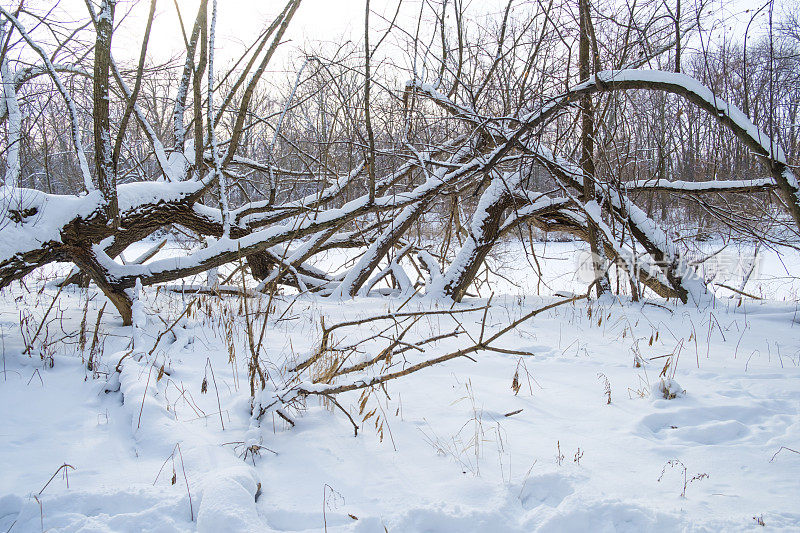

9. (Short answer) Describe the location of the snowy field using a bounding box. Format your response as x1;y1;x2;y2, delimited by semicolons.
1;239;799;532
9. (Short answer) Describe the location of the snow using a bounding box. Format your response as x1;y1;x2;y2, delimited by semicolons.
652;378;686;400
1;239;798;531
625;178;775;192
0;187;104;259
116;180;205;213
195;466;262;532
0;180;205;268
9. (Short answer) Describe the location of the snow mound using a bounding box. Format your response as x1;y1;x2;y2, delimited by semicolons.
196;466;267;532
651;378;685;400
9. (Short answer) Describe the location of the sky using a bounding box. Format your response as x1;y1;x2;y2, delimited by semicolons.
9;0;789;84
112;0;434;67
104;0;785;68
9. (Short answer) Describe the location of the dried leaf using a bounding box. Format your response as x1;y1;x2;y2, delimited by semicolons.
511;370;521;395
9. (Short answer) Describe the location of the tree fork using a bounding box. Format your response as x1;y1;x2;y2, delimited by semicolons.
67;245;133;326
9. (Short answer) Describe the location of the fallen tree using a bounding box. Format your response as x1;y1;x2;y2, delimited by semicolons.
1;0;797;327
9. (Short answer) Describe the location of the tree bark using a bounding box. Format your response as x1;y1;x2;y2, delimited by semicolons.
579;0;610;295
93;0;117;224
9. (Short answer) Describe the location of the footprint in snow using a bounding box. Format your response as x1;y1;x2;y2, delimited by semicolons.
637;405;774;445
518;473;576;509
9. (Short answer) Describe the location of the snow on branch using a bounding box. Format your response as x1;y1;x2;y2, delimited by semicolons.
623;178;776;194
0;7;94;193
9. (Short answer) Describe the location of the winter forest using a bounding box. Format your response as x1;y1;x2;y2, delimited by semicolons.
0;0;799;530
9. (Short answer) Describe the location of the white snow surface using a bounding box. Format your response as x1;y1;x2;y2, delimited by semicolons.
1;240;799;532
0;180;204;265
624;178;775;192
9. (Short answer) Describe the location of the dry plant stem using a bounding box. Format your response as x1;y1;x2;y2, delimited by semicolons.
27;368;43;386
713;282;762;300
176;444;194;521
137;363;155;430
658;459;708;498
23;282;65;355
239;257;266;396
220;263;245;285
33;494;42;532
254;287;275;358
478;294;495;344
114;349;135;373
152;444;179;486
78;296;90;353
87;303;107;370
148;300;195;357
205;358;225;430
153;443;194;522
39;463;75;495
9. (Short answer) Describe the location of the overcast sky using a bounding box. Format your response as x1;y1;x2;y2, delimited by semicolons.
112;0;432;66
102;0;782;68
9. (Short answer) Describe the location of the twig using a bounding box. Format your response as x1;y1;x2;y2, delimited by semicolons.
770;446;800;462
713;282;762;300
323;394;359;436
276;409;295;427
290;304;490;373
297;295;584;396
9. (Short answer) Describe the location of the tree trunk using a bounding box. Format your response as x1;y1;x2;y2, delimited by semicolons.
579;0;610;296
93;0;118;224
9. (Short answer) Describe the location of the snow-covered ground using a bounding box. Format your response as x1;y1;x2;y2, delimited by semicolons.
1;240;799;532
